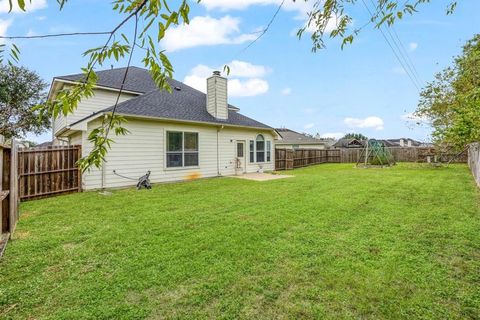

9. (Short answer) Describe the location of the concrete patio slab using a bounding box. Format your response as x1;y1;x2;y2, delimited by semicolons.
229;172;294;181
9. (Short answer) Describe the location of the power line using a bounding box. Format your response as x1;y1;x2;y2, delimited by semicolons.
0;31;111;40
360;0;421;91
240;0;285;52
368;0;423;88
390;25;423;83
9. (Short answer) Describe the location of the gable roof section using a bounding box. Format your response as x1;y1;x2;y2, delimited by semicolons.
63;67;271;130
333;138;365;148
56;67;159;93
276;128;327;144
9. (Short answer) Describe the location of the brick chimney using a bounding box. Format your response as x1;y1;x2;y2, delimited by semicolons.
206;71;228;120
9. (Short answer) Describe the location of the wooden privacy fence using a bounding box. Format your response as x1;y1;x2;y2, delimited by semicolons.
275;149;340;170
275;147;468;170
1;139;19;238
338;147;468;163
18;145;82;201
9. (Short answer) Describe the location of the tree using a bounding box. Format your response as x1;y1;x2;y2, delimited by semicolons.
0;65;49;139
415;34;480;150
342;133;368;140
0;0;460;170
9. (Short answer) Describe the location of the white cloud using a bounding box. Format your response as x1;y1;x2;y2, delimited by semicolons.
227;60;269;77
200;0;311;13
36;15;46;21
0;19;12;43
26;29;37;37
0;0;47;13
304;123;315;129
162;15;256;51
320;132;344;139
409;42;418;52
344;116;384;131
184;61;270;97
392;66;407;75
228;78;269;97
281;87;292;96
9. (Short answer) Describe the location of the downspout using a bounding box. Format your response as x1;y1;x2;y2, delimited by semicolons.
217;125;224;176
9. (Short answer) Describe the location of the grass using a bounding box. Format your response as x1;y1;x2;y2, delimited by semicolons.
1;163;479;319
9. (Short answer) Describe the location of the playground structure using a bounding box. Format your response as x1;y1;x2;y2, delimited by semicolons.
356;139;395;168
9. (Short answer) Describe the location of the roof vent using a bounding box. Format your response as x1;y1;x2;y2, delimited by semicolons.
212;70;221;76
174;86;181;91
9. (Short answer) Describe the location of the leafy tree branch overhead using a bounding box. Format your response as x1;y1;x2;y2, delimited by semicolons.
0;0;458;170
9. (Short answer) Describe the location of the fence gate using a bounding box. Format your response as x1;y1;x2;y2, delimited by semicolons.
18;145;82;201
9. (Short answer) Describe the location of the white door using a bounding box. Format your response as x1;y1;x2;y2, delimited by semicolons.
236;141;246;174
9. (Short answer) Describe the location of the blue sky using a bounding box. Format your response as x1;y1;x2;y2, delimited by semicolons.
1;0;479;143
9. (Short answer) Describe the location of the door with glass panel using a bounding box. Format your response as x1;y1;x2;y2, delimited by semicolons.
236;141;246;174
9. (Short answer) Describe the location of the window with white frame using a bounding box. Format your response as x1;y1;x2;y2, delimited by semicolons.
249;134;272;163
166;131;199;168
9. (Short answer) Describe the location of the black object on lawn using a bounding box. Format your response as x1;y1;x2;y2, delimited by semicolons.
137;171;152;190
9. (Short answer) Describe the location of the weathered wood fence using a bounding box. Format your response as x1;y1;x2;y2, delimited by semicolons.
275;147;468;170
18;145;82;201
1;139;19;240
275;149;340;170
468;143;480;188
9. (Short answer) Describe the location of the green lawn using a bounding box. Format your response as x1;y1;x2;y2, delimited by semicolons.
1;164;479;319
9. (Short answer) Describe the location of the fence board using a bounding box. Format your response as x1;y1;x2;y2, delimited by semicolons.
275;147;467;170
18;145;82;201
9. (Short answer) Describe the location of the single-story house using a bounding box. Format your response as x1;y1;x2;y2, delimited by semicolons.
379;138;424;148
275;128;331;149
50;67;278;190
333;138;365;149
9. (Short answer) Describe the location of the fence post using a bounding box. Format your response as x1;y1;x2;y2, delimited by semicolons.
9;140;18;234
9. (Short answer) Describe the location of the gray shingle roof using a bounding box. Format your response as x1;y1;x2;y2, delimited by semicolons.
276;128;328;145
61;67;271;130
56;66;159;93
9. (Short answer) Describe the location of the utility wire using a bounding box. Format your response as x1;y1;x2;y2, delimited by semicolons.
360;0;420;91
240;0;285;52
0;31;111;40
368;0;422;88
390;25;423;83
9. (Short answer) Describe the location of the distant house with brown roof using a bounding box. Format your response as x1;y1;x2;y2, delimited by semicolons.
332;138;365;149
275;128;332;149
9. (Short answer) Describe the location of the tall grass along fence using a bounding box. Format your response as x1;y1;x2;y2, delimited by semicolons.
468;143;480;187
275;147;467;170
18;145;82;201
0;137;19;247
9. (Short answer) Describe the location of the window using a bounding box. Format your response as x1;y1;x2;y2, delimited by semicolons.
249;140;254;162
256;134;265;163
266;141;271;162
166;131;199;168
237;142;244;157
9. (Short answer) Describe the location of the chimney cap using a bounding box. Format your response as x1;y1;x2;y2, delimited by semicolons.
212;70;221;76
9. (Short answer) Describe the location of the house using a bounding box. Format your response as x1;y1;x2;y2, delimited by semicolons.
275;128;331;149
333;138;365;149
379;138;423;148
49;67;278;190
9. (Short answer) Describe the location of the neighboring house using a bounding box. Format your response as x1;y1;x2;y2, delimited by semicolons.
49;67;277;190
380;138;423;148
275;128;331;149
333;138;365;149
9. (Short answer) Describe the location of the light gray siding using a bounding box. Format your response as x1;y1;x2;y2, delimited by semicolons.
53;87;137;136
76;118;275;190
